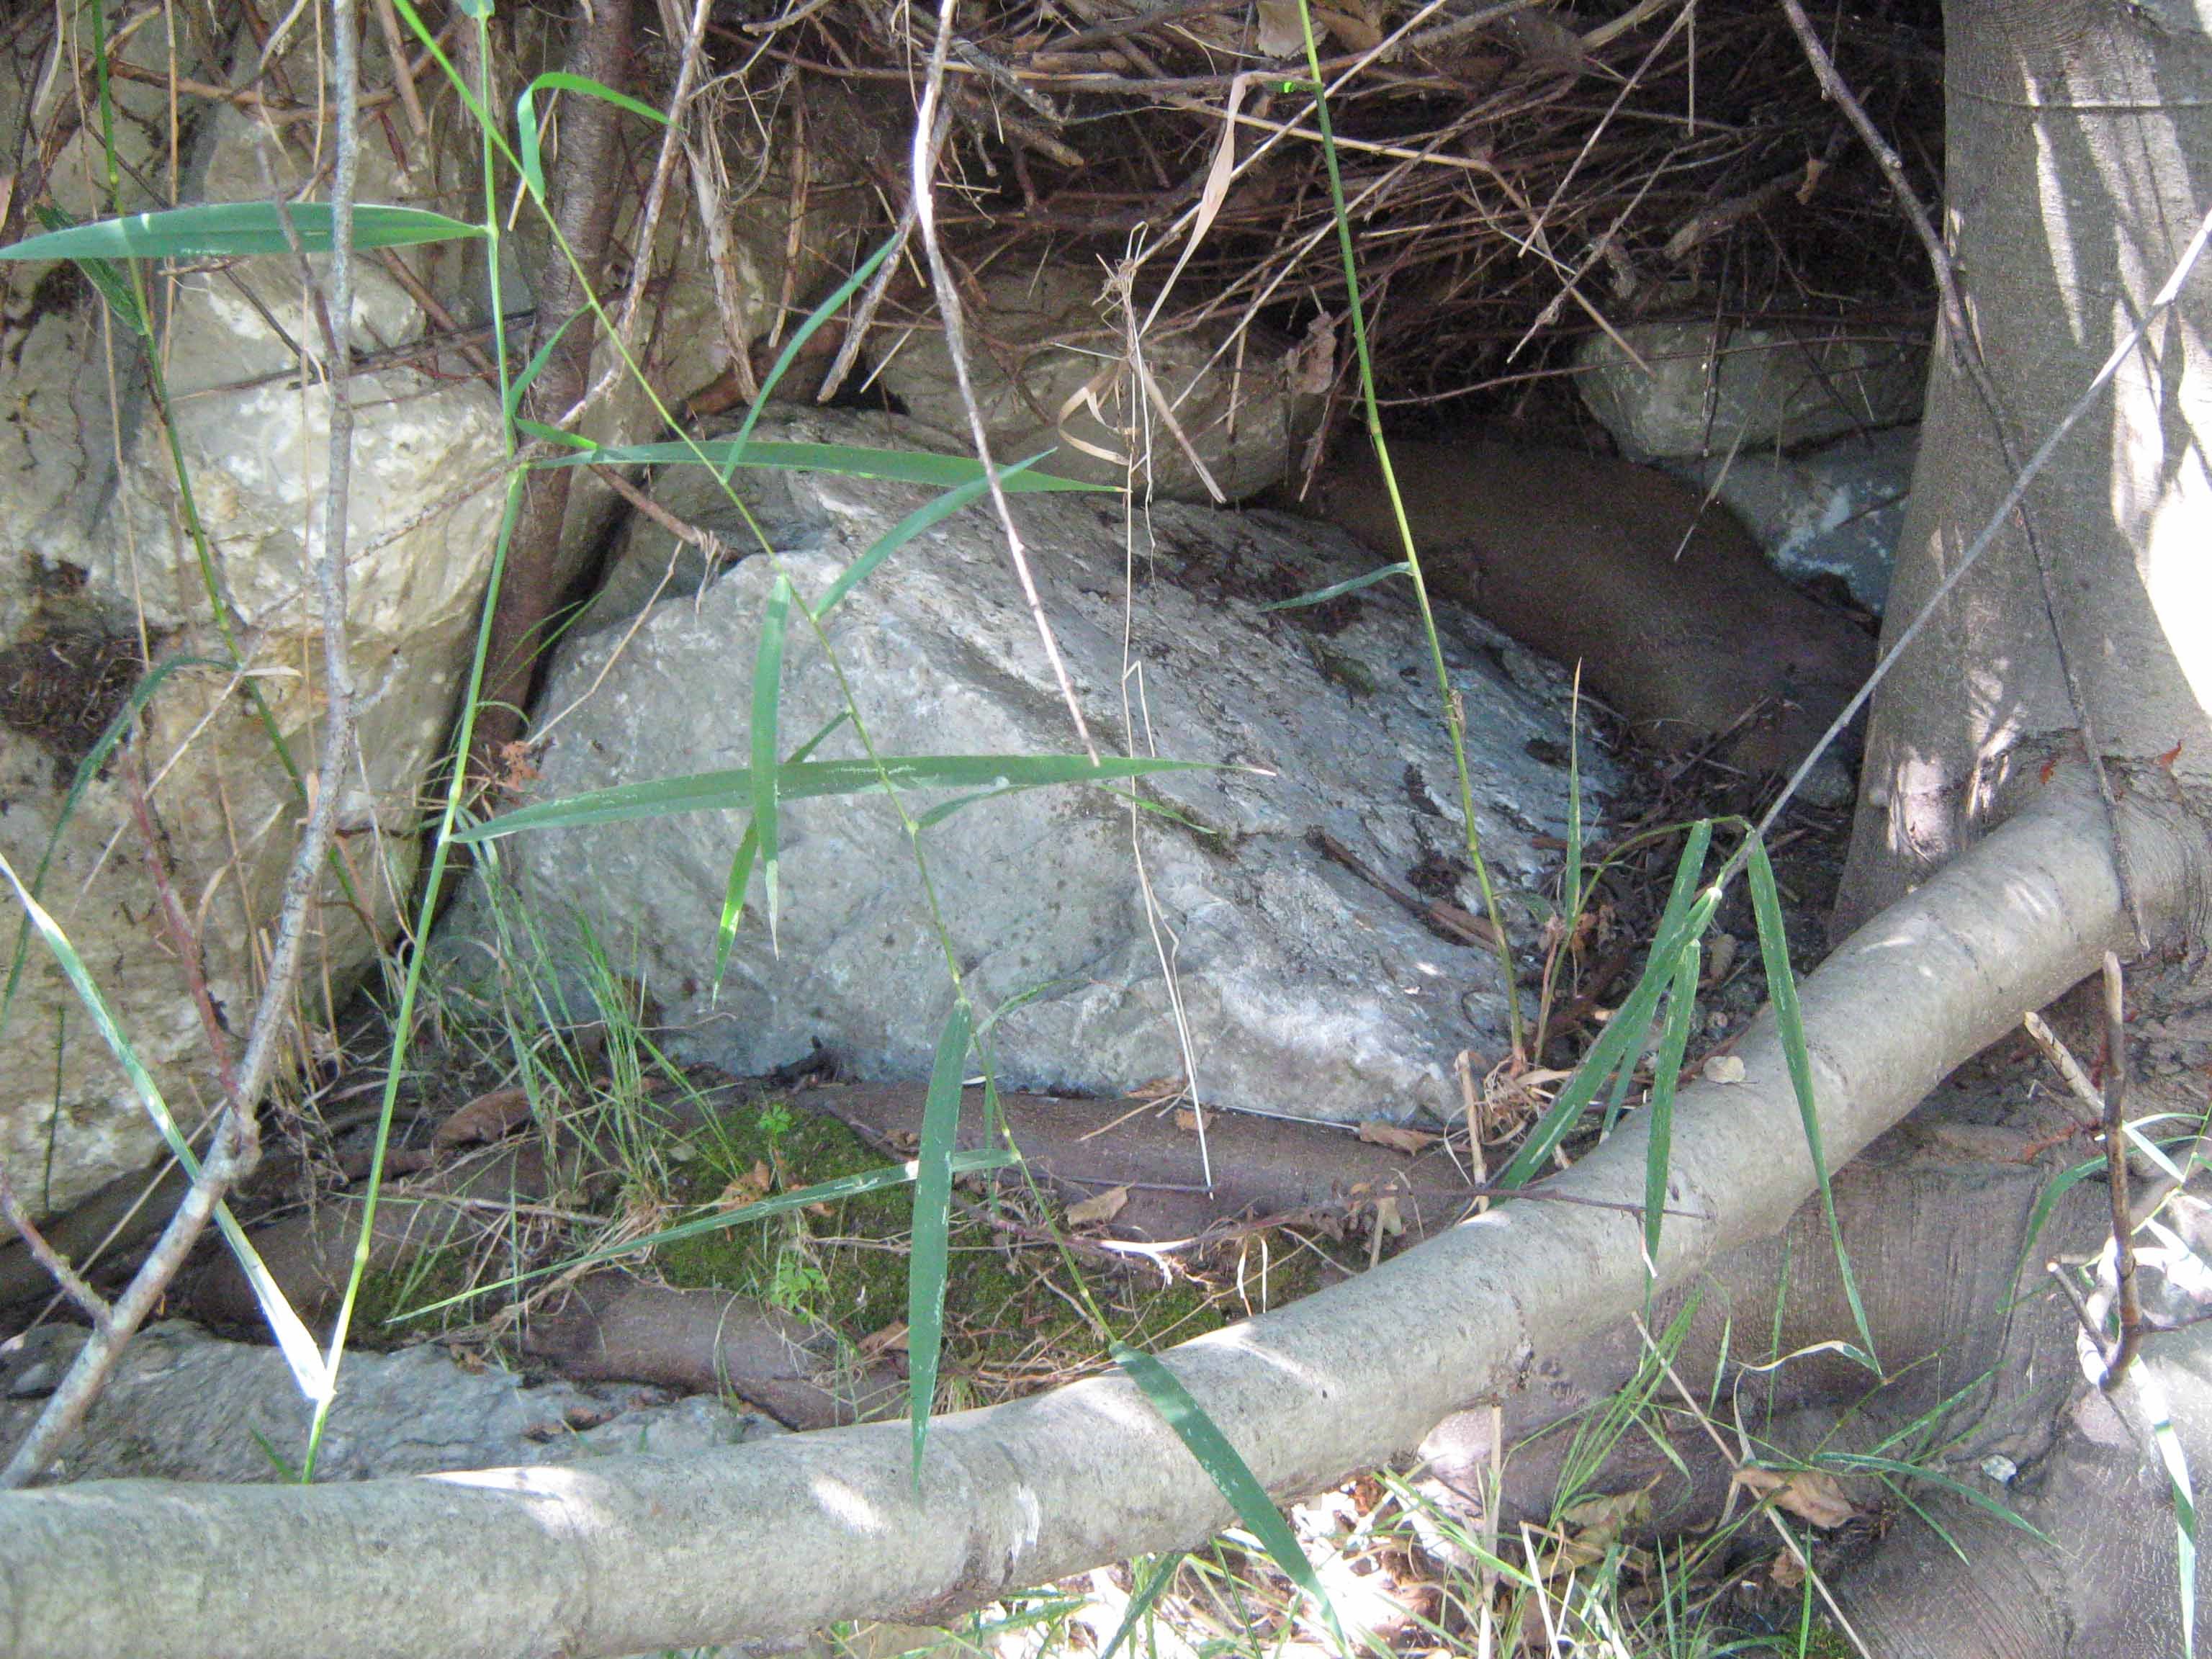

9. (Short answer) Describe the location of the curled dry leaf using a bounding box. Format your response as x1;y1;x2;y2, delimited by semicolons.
716;1160;775;1210
1066;1184;1130;1227
1701;1053;1748;1084
1173;1106;1212;1135
1732;1465;1858;1529
860;1321;909;1358
1357;1120;1439;1154
431;1085;538;1151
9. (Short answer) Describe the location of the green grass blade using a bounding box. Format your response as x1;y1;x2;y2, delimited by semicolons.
2139;1364;2200;1658
456;752;1223;841
516;71;667;203
909;1002;973;1477
1099;1553;1186;1659
1112;1342;1348;1650
503;308;581;420
1642;937;1701;1271
513;418;596;451
711;823;760;990
1565;674;1585;917
711;711;853;985
752;575;792;950
813;453;1050;619
1820;1453;2049;1542
0;846;331;1403
30;207;149;337
544;438;1108;492
403;1147;1016;1318
0;202;483;261
1498;825;1718;1187
1256;562;1411;611
729;233;899;461
1746;832;1879;1370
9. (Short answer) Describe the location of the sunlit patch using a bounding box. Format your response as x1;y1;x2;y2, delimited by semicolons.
809;1472;891;1536
2143;452;2212;716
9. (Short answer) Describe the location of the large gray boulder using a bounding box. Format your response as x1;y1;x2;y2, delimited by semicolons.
472;413;1608;1125
0;36;503;1217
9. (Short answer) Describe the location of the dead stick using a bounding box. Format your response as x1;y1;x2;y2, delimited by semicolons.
2100;951;2143;1388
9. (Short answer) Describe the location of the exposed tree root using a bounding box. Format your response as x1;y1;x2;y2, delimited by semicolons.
0;773;2200;1659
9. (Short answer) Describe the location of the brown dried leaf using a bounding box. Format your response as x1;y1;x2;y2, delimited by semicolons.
1359;1120;1439;1154
860;1321;909;1358
1066;1185;1130;1227
432;1085;536;1151
1732;1465;1858;1529
1255;0;1305;57
716;1160;775;1210
1174;1106;1212;1135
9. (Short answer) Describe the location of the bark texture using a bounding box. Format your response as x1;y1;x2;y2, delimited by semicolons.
470;0;635;770
1837;0;2212;927
0;775;2199;1659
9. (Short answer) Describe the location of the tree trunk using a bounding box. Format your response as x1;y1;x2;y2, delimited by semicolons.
1825;4;2212;1647
1835;0;2212;929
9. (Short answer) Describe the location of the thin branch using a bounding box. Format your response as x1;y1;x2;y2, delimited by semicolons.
0;1159;109;1323
909;0;1099;761
2100;951;2144;1388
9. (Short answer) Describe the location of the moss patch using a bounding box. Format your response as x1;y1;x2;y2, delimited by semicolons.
649;1096;1276;1398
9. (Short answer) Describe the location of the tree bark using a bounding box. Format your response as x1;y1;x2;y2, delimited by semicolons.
1836;0;2212;928
469;0;636;775
0;775;2200;1659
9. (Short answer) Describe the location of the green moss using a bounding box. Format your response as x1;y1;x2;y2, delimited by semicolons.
356;1244;485;1344
1313;643;1380;696
648;1097;1295;1394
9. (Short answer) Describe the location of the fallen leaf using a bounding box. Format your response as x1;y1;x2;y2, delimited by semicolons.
1256;0;1305;56
716;1160;775;1209
1768;1549;1807;1590
1174;1106;1212;1135
1701;932;1739;986
1310;4;1380;50
1732;1465;1858;1529
1066;1185;1130;1226
432;1085;537;1150
1359;1120;1439;1154
860;1321;909;1358
1701;1054;1747;1084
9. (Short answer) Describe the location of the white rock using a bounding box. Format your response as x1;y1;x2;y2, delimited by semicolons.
1574;319;1926;460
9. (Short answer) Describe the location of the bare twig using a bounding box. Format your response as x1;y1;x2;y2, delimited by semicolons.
908;0;1098;760
0;1160;109;1324
2100;951;2144;1388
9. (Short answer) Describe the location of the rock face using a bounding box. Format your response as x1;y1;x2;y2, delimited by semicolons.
478;413;1606;1125
877;264;1325;503
1668;426;1917;614
0;1322;779;1485
0;43;503;1216
1573;318;1927;459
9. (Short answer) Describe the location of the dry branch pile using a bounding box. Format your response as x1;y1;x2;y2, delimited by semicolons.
710;0;1941;426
